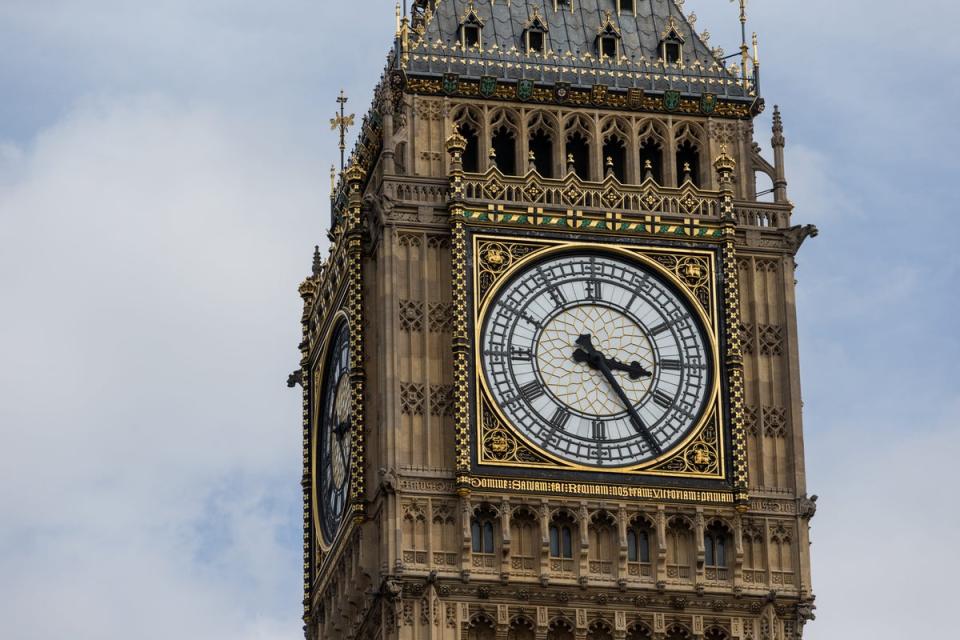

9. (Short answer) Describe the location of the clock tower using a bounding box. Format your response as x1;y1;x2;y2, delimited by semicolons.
296;2;818;639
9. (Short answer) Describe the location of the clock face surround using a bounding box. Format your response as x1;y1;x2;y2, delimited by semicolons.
479;250;715;470
315;319;352;544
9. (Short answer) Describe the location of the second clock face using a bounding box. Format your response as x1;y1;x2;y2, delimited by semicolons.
316;320;351;544
480;252;713;468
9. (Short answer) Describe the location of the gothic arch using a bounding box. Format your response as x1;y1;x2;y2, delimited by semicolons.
509;505;540;576
600;115;631;182
588;510;617;578
527;110;560;177
489;108;522;175
637;118;668;184
453;104;484;173
563;112;595;180
674;121;707;186
467;613;497;640
627;621;653;639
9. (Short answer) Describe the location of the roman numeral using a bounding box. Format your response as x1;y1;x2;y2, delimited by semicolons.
653;390;674;409
549;407;571;431
592;420;607;441
649;322;671;336
659;358;683;371
511;347;533;361
585;279;603;301
520;381;545;402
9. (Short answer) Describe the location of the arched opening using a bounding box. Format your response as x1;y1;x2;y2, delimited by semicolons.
639;137;664;184
566;132;590;180
461;122;481;173
755;170;775;202
471;505;499;571
603;136;627;182
627;516;654;579
549;511;577;575
666;517;694;581
704;628;730;640
508;618;536;640
492;126;518;175
548;620;575;640
675;140;701;186
510;508;539;576
704;521;732;582
468;616;496;640
627;624;653;639
588;622;614;640
529;129;554;177
588;512;617;577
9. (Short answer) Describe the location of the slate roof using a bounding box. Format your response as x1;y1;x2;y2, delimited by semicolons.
418;0;716;66
404;0;752;99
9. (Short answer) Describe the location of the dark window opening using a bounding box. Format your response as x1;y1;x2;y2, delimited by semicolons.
461;123;480;173
603;137;626;182
566;132;590;180
676;140;700;186
620;0;635;12
628;528;651;563
472;519;495;553
463;25;481;48
549;524;573;558
491;127;517;175
528;31;545;54
664;41;682;64
639;138;663;184
600;36;618;60
529;130;554;177
705;525;728;568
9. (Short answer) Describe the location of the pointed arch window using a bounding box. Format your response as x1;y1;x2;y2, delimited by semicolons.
658;17;685;65
704;521;732;582
523;10;549;55
596;11;622;61
459;6;485;50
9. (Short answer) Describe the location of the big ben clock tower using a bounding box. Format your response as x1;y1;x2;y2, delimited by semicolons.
296;2;818;639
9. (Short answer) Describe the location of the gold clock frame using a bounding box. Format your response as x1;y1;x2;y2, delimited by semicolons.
310;310;353;551
469;234;728;480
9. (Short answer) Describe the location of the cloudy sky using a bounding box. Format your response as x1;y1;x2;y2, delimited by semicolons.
1;1;957;638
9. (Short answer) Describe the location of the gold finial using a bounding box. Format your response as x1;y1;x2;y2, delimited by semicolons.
752;32;760;65
330;90;355;172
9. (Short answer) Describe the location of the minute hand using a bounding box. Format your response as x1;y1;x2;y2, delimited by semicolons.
593;357;663;456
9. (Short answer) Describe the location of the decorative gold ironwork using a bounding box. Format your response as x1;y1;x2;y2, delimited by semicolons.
470;235;726;480
479;400;551;466
715;149;750;508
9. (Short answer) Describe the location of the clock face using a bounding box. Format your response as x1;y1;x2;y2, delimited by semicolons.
315;320;351;544
480;252;713;469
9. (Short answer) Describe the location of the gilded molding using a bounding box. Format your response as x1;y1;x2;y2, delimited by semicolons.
470;235;727;481
715;150;750;508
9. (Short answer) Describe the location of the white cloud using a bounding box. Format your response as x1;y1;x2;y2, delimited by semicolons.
806;399;960;639
0;95;320;639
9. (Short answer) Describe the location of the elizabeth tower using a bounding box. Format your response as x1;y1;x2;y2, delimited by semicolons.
296;2;818;639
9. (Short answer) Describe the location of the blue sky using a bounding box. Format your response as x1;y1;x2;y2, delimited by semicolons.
1;1;958;638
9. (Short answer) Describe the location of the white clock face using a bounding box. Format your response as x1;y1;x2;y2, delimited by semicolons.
480;252;713;468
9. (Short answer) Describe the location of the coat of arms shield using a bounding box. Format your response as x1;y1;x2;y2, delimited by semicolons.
628;88;645;109
516;79;535;101
591;84;608;105
700;93;718;115
663;90;682;111
479;76;497;98
442;73;459;95
554;82;571;103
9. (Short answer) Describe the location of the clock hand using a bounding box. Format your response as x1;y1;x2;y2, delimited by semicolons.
573;335;652;380
573;334;663;455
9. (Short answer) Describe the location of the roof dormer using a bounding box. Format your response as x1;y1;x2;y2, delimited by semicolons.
523;8;549;55
595;11;622;61
459;3;485;50
658;16;685;64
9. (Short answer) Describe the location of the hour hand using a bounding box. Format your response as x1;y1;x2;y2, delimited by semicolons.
604;358;652;380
